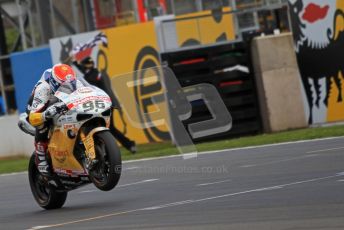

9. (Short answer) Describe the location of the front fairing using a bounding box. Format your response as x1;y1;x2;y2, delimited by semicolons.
48;82;112;178
53;84;112;127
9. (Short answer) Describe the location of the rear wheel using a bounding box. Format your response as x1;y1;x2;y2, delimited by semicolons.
28;154;67;209
89;131;122;191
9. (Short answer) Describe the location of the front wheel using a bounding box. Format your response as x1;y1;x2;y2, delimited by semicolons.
28;154;67;209
89;131;122;191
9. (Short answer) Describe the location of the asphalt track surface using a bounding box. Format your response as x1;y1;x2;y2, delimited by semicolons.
1;137;344;230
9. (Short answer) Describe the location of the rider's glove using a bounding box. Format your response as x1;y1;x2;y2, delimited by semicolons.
42;105;58;121
42;102;66;121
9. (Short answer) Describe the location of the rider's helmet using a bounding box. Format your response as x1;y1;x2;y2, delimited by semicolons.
50;63;76;92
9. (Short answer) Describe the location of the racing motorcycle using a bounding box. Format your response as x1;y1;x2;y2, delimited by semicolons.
18;81;121;209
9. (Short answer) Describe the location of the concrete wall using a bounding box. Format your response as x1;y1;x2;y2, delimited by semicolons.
251;33;307;133
0;115;33;157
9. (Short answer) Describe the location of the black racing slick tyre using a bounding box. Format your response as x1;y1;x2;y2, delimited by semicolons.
28;154;67;210
89;131;122;191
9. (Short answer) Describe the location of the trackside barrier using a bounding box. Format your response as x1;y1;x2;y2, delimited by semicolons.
0;47;52;157
161;42;262;141
0;115;33;157
251;33;307;132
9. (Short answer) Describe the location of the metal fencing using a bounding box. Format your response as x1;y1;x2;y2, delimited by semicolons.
158;0;289;52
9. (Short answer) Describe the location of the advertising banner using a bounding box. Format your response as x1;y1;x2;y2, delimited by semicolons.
288;0;344;124
49;22;166;144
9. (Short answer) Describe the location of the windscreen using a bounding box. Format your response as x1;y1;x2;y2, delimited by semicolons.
55;79;86;95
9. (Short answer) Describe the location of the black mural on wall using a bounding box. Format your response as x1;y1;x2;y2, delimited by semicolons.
180;6;227;48
288;0;344;124
133;46;170;142
59;38;73;65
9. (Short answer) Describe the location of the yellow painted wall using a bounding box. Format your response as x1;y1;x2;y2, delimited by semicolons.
101;22;159;76
99;22;169;144
94;8;236;143
326;1;344;121
327;71;344;122
175;7;236;47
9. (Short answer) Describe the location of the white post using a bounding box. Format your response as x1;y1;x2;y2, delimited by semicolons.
49;0;56;37
16;0;28;50
195;0;203;11
27;0;36;47
72;0;80;33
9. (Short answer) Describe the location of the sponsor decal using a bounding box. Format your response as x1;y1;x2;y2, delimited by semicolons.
33;97;43;104
32;97;44;110
288;0;344;123
52;150;68;164
77;87;93;94
67;103;75;109
32;102;39;109
68;95;111;108
302;3;329;23
54;167;87;176
63;124;77;129
133;46;170;142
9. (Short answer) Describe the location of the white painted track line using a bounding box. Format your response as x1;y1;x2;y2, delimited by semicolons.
28;171;344;230
307;146;344;153
197;179;232;186
239;154;319;168
3;136;344;177
78;179;159;193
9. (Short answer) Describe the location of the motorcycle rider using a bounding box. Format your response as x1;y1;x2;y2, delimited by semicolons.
26;64;78;175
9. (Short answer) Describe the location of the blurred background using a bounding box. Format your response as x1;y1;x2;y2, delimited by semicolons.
0;0;289;116
2;0;343;155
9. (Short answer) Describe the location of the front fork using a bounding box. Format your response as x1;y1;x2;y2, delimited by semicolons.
80;127;109;170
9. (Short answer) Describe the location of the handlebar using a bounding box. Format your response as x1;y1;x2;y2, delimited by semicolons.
54;102;68;114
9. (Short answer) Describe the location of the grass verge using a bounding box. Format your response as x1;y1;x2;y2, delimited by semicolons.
1;125;344;174
0;156;30;174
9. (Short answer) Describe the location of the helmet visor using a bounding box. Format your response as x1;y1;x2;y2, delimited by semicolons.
54;79;77;94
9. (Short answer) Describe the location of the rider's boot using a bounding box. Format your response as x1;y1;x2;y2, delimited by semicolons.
35;141;51;176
